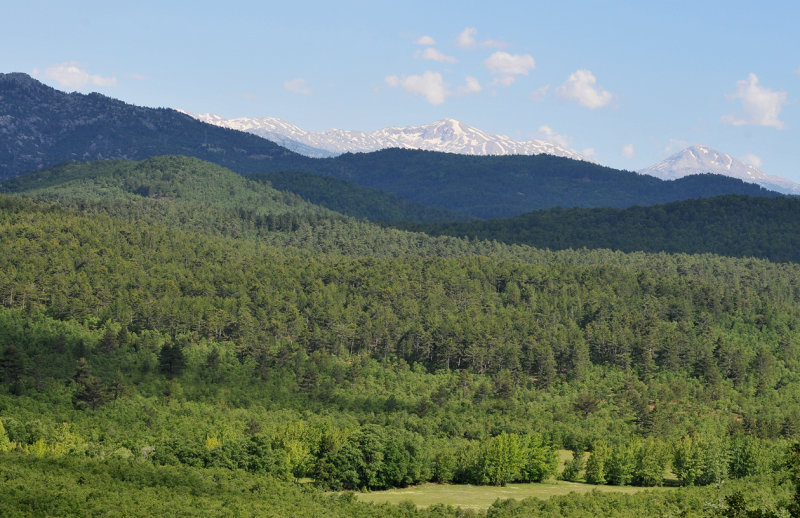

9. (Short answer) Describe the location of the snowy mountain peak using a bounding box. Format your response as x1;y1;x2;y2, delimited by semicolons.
640;146;800;195
185;112;593;162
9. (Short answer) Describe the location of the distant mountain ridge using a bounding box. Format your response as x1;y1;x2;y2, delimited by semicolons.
188;113;592;161
0;72;309;180
640;145;800;195
0;72;786;220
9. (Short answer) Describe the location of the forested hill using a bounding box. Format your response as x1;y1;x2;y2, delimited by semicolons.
3;155;800;514
397;194;800;263
305;149;779;218
0;155;502;255
1;73;782;221
0;73;313;180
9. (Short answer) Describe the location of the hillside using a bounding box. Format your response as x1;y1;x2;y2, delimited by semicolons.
305;149;780;219
2;156;800;515
397;194;800;263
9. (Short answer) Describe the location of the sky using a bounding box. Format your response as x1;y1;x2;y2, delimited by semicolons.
3;0;799;180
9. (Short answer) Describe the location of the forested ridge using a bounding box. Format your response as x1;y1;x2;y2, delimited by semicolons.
2;156;800;516
397;194;800;263
303;149;780;218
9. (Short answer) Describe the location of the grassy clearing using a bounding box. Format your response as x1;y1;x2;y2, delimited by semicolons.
354;481;673;511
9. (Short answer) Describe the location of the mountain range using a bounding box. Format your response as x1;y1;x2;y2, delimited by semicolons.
188;113;592;161
0;72;787;219
189;112;800;196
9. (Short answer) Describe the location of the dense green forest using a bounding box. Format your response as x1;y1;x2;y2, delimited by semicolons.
2;156;800;516
397;194;800;263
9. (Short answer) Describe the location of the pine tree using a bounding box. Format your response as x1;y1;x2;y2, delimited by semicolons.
72;358;109;410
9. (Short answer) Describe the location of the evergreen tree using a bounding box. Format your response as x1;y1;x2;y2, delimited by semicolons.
0;345;24;384
158;343;186;378
72;357;108;410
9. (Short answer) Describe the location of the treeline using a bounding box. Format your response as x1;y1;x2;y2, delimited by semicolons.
398;194;800;263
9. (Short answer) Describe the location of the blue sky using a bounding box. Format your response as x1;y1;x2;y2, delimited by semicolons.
3;1;799;180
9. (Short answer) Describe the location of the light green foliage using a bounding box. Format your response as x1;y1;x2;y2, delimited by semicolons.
476;432;525;486
632;437;669;486
584;440;611;485
606;440;635;486
0;418;10;452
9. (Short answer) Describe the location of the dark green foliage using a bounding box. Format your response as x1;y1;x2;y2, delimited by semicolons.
0;344;24;383
315;425;428;490
399;194;800;263
255;170;466;223
307;149;776;218
72;357;109;410
158;343;186;378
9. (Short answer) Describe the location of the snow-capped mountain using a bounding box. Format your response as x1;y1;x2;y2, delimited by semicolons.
178;111;336;158
640;145;800;195
187;113;592;162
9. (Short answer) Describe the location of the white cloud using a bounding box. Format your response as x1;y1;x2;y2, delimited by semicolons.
39;62;117;89
530;84;549;102
415;35;436;45
456;76;482;95
129;73;148;81
536;125;572;148
420;47;457;63
484;52;535;86
386;72;480;104
284;78;311;94
456;27;477;49
622;144;635;158
582;148;596;158
480;39;508;49
740;153;763;168
721;73;787;129
555;70;612;109
385;71;448;105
